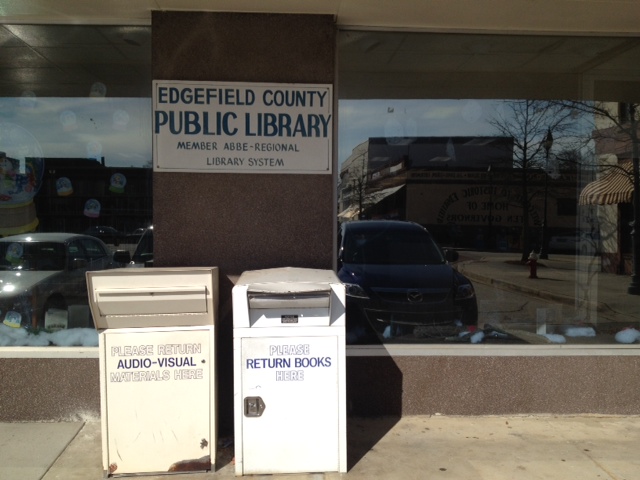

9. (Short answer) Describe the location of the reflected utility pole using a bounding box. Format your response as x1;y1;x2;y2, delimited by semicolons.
628;104;640;294
487;165;493;250
539;128;553;259
350;152;368;220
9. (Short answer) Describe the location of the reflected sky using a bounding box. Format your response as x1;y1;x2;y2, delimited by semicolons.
3;96;495;169
338;98;596;168
0;96;152;168
1;95;595;170
338;99;501;164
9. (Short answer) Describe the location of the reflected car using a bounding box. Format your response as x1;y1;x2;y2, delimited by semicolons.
131;226;153;266
83;225;122;245
114;225;154;267
123;226;148;243
337;220;478;343
0;233;123;330
548;230;600;254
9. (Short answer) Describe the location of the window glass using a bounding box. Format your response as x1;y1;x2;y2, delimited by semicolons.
338;31;640;346
0;25;151;346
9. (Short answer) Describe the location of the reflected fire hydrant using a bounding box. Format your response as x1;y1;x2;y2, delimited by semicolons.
527;250;539;279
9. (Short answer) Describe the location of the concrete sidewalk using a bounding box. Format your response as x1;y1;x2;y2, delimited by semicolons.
457;251;640;327
2;415;640;479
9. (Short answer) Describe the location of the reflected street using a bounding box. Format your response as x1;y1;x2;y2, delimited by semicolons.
459;250;640;345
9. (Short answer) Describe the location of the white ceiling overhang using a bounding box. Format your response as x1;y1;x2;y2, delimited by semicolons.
1;0;640;36
1;1;640;100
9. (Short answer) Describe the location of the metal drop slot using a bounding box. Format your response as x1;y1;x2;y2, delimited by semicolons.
247;290;330;309
96;286;208;316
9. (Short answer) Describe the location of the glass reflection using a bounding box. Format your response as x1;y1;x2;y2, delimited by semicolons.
338;99;640;345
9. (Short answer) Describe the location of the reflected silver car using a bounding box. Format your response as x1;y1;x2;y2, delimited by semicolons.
0;233;122;330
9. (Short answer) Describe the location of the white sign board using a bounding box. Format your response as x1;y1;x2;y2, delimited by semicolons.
153;80;333;174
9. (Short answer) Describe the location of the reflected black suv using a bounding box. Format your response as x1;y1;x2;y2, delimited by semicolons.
337;220;477;343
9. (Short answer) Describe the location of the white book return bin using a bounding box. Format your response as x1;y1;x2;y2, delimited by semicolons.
86;267;219;477
232;267;346;476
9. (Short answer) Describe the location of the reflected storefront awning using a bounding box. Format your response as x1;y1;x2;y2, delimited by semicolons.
338;205;360;220
579;161;634;205
338;185;405;220
367;184;405;205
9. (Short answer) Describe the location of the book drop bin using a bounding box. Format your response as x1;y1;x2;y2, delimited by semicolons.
232;267;347;476
86;267;219;477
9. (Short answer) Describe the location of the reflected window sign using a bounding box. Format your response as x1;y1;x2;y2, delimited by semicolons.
56;177;74;196
0;24;152;346
338;31;640;346
0;126;44;236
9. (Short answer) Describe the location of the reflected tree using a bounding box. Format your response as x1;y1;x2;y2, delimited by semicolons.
555;101;640;293
351;152;369;219
489;100;578;262
339;149;372;220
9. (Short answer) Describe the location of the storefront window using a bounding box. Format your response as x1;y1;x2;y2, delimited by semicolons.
337;31;640;346
0;25;151;346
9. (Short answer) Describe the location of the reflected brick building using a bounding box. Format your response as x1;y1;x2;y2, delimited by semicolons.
339;136;581;251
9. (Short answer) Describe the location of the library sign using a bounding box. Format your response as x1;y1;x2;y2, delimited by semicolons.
153;80;333;174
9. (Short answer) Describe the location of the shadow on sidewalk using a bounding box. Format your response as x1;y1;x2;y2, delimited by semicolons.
347;416;401;471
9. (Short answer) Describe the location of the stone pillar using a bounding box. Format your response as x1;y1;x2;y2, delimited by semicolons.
152;12;336;275
152;11;336;434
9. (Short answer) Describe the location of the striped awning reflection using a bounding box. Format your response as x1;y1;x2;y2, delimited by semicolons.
579;161;634;205
338;185;405;219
